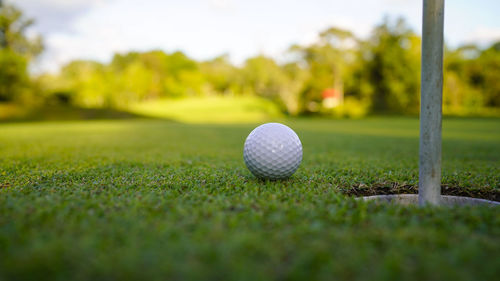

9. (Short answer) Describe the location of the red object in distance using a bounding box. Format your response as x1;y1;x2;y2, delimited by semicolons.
322;88;339;99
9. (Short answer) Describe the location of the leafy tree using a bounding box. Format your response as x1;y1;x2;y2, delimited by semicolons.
0;2;42;102
280;61;309;115
470;42;500;107
240;55;298;113
161;51;203;97
443;42;500;114
241;56;285;98
364;18;421;113
110;52;140;72
200;55;239;95
58;60;112;107
0;49;28;101
443;45;479;112
290;27;357;114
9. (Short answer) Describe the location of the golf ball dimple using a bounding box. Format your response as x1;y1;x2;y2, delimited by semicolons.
243;123;302;180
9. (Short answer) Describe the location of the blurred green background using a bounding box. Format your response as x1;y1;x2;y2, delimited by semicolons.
1;2;499;123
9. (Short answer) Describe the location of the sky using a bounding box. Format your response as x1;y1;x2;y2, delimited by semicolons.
9;0;500;73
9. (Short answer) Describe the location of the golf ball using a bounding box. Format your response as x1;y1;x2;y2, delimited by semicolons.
243;123;302;180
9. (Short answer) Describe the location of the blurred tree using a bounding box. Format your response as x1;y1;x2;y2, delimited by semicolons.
161;51;203;97
0;2;42;102
0;2;42;57
200;55;239;95
110;52;140;72
443;42;500;114
364;18;421;113
55;60;113;107
55;50;207;107
241;55;286;98
240;55;303;114
470;42;500;107
280;61;309;115
109;52;148;105
344;39;375;105
318;27;357;96
291;27;357;114
443;45;479;113
0;49;28;101
118;60;154;103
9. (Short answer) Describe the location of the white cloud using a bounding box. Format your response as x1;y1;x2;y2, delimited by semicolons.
8;0;106;34
209;0;234;10
464;27;500;46
12;0;105;9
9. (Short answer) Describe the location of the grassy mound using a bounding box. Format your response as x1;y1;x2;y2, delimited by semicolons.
129;96;282;123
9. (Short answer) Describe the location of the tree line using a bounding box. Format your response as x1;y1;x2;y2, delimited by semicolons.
1;4;499;117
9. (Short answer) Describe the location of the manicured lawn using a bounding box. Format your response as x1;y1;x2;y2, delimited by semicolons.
0;117;499;280
129;96;282;123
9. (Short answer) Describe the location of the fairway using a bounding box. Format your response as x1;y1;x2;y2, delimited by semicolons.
1;118;499;280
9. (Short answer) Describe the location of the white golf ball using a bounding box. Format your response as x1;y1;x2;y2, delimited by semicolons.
243;123;302;180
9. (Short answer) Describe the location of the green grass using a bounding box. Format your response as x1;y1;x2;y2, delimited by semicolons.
129;96;282;123
0;117;499;281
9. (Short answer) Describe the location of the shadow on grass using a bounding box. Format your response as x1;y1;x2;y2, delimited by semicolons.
0;104;164;123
